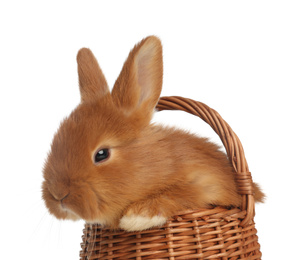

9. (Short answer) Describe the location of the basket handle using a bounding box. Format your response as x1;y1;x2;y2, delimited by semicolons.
156;96;255;226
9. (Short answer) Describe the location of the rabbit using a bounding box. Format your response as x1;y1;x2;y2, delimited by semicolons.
42;36;264;232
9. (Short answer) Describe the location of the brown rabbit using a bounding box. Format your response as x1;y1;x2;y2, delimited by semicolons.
42;36;264;231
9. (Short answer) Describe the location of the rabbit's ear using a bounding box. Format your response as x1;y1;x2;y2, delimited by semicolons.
112;36;163;123
77;48;109;103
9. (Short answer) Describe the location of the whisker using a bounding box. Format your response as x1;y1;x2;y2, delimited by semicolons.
57;220;62;249
29;211;49;241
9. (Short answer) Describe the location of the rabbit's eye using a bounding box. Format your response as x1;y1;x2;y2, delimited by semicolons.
94;149;110;163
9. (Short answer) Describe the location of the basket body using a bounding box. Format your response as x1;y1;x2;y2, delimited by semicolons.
79;97;262;259
80;207;261;259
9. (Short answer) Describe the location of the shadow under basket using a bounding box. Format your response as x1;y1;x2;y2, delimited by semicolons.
80;96;262;260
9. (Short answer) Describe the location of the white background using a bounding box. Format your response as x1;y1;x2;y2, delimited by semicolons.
1;1;302;259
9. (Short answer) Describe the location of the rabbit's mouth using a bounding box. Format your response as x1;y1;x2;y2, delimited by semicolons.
57;196;81;220
60;206;81;221
42;177;106;223
42;187;79;221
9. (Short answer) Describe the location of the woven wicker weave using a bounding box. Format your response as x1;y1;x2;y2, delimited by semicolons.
79;96;261;260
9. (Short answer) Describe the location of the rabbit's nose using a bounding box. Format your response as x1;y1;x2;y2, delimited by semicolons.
47;184;70;202
50;189;70;202
60;193;70;209
59;192;70;202
46;178;70;201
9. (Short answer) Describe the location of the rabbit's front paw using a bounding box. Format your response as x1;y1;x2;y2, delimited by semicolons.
119;199;169;231
119;214;167;232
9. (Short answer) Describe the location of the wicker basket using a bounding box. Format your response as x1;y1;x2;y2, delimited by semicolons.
79;96;262;260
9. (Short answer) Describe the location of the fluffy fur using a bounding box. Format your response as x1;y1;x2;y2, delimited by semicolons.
42;36;264;231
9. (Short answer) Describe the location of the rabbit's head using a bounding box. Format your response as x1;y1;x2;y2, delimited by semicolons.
42;36;163;227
